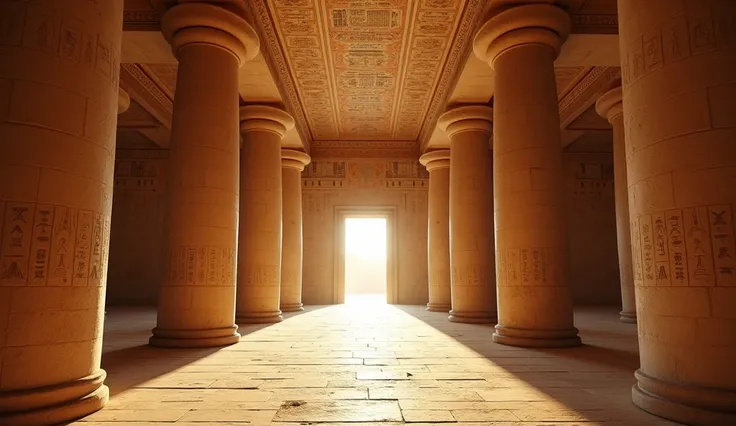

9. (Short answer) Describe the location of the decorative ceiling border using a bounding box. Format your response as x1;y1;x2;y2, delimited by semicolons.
310;141;418;160
571;14;618;34
558;66;620;128
243;0;312;153
418;0;489;154
119;63;173;130
123;10;162;31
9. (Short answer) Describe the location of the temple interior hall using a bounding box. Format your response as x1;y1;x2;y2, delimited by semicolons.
0;0;734;425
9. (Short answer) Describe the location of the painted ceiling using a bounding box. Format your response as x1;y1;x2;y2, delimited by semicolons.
264;0;469;141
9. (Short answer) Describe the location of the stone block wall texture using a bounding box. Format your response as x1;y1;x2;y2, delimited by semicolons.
300;158;431;305
107;154;618;307
564;152;621;306
107;150;167;306
0;0;124;423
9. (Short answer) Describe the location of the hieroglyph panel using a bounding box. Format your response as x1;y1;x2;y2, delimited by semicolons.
302;159;428;189
267;0;466;140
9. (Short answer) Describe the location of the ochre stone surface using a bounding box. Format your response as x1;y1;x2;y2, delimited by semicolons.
596;83;636;323
301;158;430;305
474;3;580;347
281;149;311;312
83;304;676;426
0;0;124;423
236;106;294;324
438;106;496;324
618;0;736;424
150;2;258;348
419;150;451;313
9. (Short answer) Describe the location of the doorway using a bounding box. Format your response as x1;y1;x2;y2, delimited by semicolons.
334;207;397;304
344;217;387;304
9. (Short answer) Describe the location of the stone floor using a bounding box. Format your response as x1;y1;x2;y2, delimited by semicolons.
78;299;678;425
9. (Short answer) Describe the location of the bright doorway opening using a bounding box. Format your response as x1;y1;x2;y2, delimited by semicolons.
344;217;387;305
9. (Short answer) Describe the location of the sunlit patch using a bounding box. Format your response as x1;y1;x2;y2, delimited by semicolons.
344;217;387;305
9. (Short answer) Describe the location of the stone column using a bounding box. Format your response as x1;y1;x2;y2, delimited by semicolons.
118;88;131;115
236;106;294;324
437;106;496;323
419;150;452;312
618;1;736;424
280;149;310;312
150;2;259;348
474;3;580;347
0;1;123;423
596;84;636;324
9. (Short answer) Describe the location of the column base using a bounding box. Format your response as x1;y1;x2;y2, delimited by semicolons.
620;310;637;323
448;310;496;324
632;370;736;426
149;326;241;348
493;325;581;348
280;303;304;313
0;371;108;426
426;303;451;312
237;312;283;324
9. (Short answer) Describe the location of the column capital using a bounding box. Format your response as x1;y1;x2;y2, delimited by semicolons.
240;105;295;138
595;85;623;123
282;149;311;171
437;105;493;138
161;2;260;66
473;3;571;69
420;149;450;171
118;88;130;115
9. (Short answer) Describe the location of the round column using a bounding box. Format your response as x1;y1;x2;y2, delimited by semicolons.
596;84;636;324
236;106;294;324
419;150;452;312
150;2;259;348
280;149;310;312
474;3;580;347
0;1;123;423
618;1;736;424
437;106;496;324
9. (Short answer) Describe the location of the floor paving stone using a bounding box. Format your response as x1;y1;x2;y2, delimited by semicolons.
81;303;678;425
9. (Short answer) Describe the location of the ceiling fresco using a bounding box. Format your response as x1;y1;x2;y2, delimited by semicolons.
266;0;469;141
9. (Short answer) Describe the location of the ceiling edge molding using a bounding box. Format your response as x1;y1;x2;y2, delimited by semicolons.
123;10;162;31
418;0;489;154
311;141;419;160
119;64;173;136
571;14;619;35
244;0;312;153
559;66;620;129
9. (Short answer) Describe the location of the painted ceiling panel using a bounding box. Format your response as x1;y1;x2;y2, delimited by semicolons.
267;0;467;141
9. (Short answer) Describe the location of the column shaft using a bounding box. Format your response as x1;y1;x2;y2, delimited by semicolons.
596;85;636;323
474;3;580;347
619;0;736;424
0;1;123;423
280;150;310;312
420;151;451;312
236;106;294;324
151;2;259;348
439;107;496;323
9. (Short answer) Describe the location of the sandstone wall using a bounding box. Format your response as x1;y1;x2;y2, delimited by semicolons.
107;149;167;306
564;152;621;305
106;151;620;307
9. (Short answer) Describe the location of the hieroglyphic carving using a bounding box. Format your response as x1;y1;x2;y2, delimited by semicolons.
114;158;165;192
169;246;235;286
632;204;736;287
303;158;428;190
265;0;474;141
310;140;419;159
622;5;736;87
570;161;614;197
571;14;618;35
1;203;111;287
709;205;736;285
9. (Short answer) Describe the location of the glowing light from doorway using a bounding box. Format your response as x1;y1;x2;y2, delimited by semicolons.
345;218;387;301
